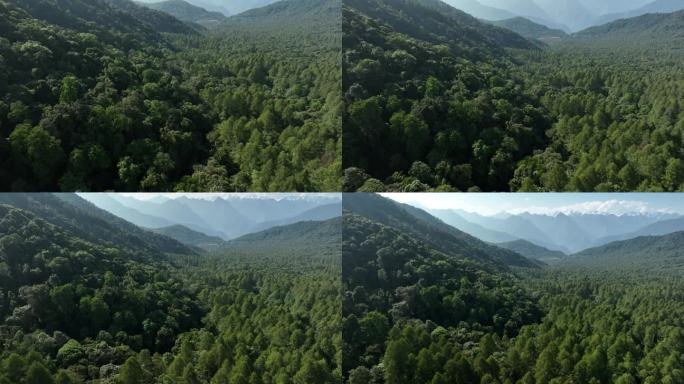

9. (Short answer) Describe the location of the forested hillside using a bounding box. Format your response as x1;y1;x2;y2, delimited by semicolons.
0;194;342;383
0;0;341;192
343;0;684;192
342;194;543;382
343;195;684;383
140;0;227;29
343;0;551;192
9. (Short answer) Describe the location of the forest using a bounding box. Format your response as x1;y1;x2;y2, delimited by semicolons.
342;0;684;192
342;193;684;384
0;0;341;192
0;194;341;383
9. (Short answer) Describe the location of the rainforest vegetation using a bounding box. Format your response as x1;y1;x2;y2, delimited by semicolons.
0;194;341;383
0;0;341;192
342;0;684;192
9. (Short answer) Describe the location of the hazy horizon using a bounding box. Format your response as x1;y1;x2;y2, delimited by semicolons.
383;193;684;216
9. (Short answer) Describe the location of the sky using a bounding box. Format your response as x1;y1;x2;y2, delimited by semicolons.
382;193;684;216
80;193;341;202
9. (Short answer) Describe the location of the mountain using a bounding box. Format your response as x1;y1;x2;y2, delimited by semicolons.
489;16;567;43
228;0;339;29
151;224;225;251
479;0;550;21
442;0;516;20
248;203;342;233
223;217;342;263
574;9;684;45
204;0;280;16
598;0;684;25
578;0;652;16
141;0;227;28
76;194;174;229
345;0;538;53
344;194;540;269
0;193;194;257
534;0;596;31
19;0;194;37
497;239;566;264
429;209;518;243
570;231;684;271
595;216;684;245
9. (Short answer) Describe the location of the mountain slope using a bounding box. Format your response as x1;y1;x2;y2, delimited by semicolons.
598;0;684;25
570;231;684;271
248;203;342;233
498;239;565;263
595;216;684;245
151;224;225;250
489;17;567;42
574;9;684;46
77;194;174;229
13;0;194;44
0;193;194;257
442;0;516;21
429;209;517;243
141;0;227;28
222;217;342;262
346;0;537;53
344;194;540;269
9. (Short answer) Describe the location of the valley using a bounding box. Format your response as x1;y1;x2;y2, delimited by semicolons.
0;0;341;192
343;193;684;383
343;0;684;192
0;193;342;383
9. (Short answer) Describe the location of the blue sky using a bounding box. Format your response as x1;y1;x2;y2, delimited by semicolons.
382;193;684;216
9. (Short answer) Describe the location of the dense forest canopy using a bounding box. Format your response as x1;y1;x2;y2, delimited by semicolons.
342;0;684;192
0;193;342;383
0;0;341;192
342;194;684;384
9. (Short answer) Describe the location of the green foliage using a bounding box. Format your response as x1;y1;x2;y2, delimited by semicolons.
341;194;684;383
343;0;684;192
0;0;341;191
0;194;342;383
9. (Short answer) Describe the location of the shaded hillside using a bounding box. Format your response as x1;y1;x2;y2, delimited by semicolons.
342;207;543;380
0;193;193;257
343;0;552;192
141;0;227;28
570;231;684;271
151;224;225;250
598;0;684;25
224;217;341;261
498;239;565;263
574;9;684;48
343;194;540;269
490;17;567;43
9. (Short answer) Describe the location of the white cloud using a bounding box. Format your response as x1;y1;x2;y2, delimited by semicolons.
508;200;676;216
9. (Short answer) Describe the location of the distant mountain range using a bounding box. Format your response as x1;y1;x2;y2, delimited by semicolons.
598;0;684;25
80;194;341;240
137;0;282;16
427;207;681;254
445;0;684;32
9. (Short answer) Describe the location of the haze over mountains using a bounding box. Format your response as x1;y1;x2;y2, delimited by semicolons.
136;0;281;16
428;207;682;254
81;193;342;242
444;0;684;32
